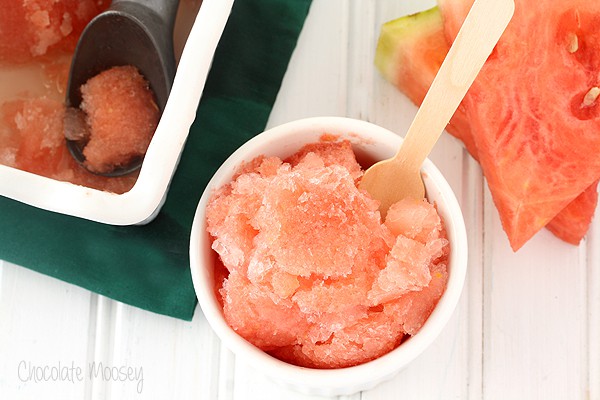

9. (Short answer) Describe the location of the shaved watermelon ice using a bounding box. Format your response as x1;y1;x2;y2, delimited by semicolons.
0;0;152;192
0;0;110;63
206;140;450;369
1;97;137;193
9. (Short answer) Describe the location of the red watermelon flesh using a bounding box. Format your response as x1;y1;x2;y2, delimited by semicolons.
375;5;599;247
437;0;600;250
545;184;598;245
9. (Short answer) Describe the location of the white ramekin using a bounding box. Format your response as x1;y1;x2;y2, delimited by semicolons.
190;116;468;396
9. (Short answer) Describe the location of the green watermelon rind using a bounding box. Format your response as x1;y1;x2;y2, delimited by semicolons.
375;7;442;86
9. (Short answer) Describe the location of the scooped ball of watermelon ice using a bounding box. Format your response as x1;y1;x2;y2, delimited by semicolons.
206;140;450;369
77;65;159;174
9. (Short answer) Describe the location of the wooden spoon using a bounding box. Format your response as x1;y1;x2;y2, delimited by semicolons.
360;0;515;218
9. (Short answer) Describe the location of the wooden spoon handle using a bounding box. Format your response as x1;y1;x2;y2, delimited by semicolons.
396;0;515;167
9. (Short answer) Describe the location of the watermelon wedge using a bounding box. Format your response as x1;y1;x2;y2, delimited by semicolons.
438;0;600;250
376;4;599;249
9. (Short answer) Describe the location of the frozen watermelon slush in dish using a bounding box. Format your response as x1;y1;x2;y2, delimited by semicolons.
190;117;467;395
0;0;235;224
0;0;110;63
1;0;160;183
207;140;449;368
0;0;158;189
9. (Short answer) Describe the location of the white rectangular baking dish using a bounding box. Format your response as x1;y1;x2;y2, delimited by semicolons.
0;0;235;225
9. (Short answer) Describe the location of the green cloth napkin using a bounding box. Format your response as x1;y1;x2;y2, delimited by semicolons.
0;0;313;320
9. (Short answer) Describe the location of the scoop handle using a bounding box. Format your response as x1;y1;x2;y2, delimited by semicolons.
396;0;515;167
112;0;180;32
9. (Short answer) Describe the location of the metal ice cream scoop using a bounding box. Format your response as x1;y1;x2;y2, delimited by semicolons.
65;0;180;177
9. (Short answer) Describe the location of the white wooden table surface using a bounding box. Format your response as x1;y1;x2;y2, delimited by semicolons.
1;1;599;399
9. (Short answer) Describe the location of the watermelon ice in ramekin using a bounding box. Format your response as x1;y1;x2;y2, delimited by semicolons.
190;117;468;396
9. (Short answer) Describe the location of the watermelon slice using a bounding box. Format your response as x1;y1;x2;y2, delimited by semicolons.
438;0;600;250
375;4;599;249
